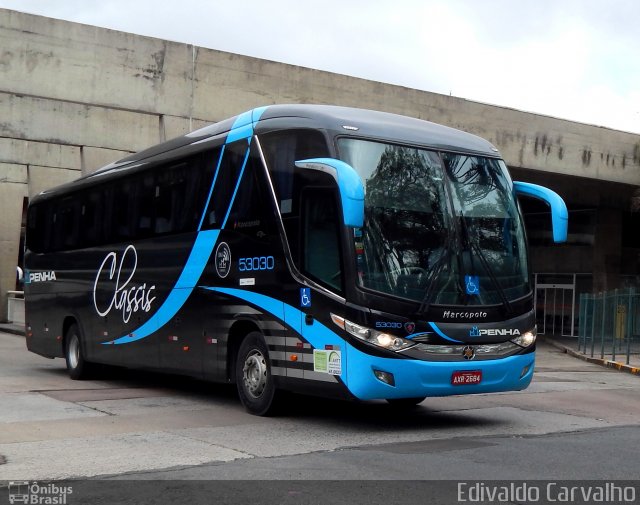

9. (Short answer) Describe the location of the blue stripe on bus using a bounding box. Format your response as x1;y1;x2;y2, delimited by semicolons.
199;106;268;230
197;144;226;231
200;287;347;381
428;322;463;343
103;230;220;345
221;147;251;229
101;106;270;345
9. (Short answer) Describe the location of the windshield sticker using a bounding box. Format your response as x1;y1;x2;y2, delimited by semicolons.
465;275;480;295
93;245;156;324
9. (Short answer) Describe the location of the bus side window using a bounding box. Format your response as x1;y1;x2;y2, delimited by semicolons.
26;203;50;253
155;164;188;235
301;188;343;292
136;174;155;238
227;149;276;240
110;179;135;243
52;197;81;251
202;142;246;230
260;129;331;268
80;189;103;247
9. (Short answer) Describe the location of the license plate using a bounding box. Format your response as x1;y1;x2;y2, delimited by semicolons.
451;370;482;385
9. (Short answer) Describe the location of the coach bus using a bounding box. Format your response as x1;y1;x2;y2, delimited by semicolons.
24;105;568;415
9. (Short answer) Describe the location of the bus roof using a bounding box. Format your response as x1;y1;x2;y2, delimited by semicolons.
35;104;501;200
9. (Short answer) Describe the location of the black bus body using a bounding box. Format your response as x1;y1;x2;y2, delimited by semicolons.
24;104;568;415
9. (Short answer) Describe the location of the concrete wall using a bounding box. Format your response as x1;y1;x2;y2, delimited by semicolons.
1;8;640;319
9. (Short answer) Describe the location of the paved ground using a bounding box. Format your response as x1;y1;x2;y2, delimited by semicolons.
0;331;639;486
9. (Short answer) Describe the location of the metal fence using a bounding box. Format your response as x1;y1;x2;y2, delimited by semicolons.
578;288;640;365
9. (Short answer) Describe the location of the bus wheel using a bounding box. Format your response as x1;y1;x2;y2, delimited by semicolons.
386;397;426;407
236;332;279;416
64;323;92;380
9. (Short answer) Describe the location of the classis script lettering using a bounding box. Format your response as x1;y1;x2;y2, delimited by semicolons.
93;245;156;323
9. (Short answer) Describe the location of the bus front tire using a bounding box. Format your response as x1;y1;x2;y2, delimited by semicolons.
64;323;92;380
235;332;279;416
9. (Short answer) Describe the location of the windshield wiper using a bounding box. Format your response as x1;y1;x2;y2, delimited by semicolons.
416;229;463;316
458;212;513;314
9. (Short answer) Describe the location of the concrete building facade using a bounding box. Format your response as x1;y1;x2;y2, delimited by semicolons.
1;8;640;332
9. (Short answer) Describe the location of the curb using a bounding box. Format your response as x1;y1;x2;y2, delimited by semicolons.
543;337;640;376
0;324;25;336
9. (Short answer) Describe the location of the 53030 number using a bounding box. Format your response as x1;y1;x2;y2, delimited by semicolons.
238;256;275;272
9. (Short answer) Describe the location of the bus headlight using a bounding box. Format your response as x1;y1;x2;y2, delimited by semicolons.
331;314;416;352
511;328;536;348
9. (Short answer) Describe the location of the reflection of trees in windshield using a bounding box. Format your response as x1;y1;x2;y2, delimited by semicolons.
339;137;531;305
443;154;498;206
360;146;449;300
443;153;529;300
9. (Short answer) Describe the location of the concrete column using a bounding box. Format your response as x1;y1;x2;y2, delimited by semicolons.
592;208;623;292
0;170;28;322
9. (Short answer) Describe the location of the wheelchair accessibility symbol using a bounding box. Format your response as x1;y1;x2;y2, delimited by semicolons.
465;275;480;295
300;287;312;308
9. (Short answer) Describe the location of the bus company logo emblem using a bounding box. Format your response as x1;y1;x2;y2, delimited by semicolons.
215;242;231;278
404;322;416;333
470;327;521;337
462;345;476;360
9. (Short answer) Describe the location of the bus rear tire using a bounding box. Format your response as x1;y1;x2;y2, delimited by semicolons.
235;331;279;416
64;323;92;380
386;397;426;407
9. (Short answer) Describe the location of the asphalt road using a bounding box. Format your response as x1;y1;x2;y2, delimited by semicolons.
0;331;639;503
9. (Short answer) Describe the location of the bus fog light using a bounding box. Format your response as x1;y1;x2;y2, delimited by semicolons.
373;369;395;386
520;364;531;378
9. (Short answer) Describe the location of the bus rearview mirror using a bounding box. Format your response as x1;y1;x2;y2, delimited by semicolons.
295;158;365;228
513;181;568;243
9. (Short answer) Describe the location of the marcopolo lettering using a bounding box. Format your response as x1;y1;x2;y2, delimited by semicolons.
443;310;488;319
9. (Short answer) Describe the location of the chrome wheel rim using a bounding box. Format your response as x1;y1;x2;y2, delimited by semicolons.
68;335;80;370
242;349;267;399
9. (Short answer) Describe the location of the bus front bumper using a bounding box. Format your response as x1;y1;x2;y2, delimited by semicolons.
344;350;535;400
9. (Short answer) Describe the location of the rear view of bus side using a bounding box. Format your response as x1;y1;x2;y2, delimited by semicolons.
24;105;568;415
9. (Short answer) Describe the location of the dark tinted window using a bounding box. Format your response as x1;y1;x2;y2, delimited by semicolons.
302;188;343;292
26;148;218;252
202;141;248;229
80;189;104;246
227;147;277;240
260;130;331;266
261;129;330;216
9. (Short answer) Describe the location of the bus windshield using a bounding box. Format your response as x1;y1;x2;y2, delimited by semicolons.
338;138;530;307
